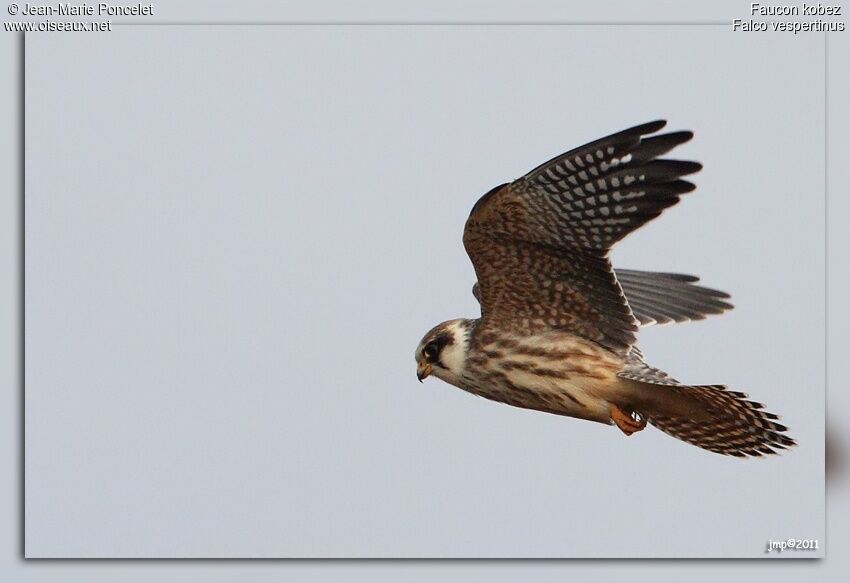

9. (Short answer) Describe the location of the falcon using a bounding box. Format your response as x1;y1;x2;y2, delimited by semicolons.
414;120;795;457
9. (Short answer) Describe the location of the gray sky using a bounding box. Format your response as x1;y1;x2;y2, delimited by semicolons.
24;25;823;557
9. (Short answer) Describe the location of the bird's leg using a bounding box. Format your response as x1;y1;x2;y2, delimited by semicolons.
609;404;647;436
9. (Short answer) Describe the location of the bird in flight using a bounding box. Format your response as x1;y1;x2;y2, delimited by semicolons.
414;120;794;457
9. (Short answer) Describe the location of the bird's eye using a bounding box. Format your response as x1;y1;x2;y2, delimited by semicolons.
423;342;439;361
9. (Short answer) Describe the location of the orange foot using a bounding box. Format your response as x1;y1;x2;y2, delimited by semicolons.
610;404;647;436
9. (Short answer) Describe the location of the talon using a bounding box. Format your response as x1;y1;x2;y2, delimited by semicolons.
610;404;647;436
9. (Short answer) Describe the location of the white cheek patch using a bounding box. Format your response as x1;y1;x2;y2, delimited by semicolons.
433;320;472;377
439;342;466;375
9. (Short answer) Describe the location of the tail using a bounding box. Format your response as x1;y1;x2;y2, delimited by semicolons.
644;385;796;457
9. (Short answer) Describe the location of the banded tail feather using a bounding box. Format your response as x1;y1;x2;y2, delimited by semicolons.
645;385;795;457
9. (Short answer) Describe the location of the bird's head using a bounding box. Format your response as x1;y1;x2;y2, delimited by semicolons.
415;319;474;387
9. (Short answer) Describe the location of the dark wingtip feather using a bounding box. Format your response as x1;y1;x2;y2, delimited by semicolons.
669;180;697;194
642;130;695;148
650;159;703;176
633;120;667;134
685;161;703;174
677;130;695;142
653;272;701;282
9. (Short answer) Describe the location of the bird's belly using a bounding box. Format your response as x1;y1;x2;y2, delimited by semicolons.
473;369;614;423
462;332;624;424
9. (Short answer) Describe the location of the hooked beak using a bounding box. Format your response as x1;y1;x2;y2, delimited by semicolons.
417;361;432;383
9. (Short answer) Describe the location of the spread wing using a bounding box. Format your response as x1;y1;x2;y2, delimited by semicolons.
612;270;732;326
463;120;701;352
472;269;733;327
